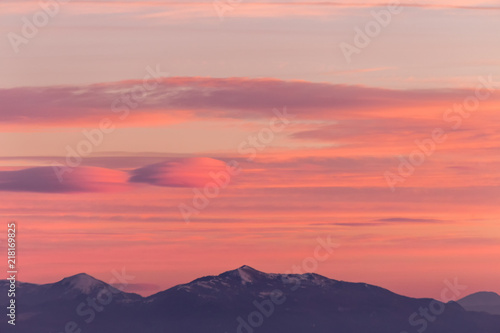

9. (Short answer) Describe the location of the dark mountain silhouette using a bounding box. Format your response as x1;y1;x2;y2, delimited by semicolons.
458;291;500;315
1;266;500;333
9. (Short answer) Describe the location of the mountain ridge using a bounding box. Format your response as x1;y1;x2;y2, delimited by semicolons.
1;266;500;333
1;266;498;302
458;291;500;315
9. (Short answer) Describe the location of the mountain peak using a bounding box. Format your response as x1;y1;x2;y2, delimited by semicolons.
459;291;500;305
237;265;259;272
459;291;500;302
58;273;105;293
457;291;500;315
70;272;94;278
235;265;261;283
213;265;266;285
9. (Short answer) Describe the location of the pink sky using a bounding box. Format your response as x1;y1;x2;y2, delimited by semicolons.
0;0;499;299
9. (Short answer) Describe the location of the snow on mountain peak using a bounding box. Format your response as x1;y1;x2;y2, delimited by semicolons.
233;265;268;284
59;273;104;293
237;266;254;284
175;266;334;293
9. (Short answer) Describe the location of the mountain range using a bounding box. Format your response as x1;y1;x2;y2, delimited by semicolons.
1;266;499;333
458;291;500;316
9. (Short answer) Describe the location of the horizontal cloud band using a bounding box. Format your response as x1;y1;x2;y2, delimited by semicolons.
0;157;231;193
2;77;499;127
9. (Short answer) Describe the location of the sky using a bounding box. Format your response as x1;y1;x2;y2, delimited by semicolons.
0;0;499;299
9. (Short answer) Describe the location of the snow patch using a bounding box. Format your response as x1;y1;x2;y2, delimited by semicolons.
237;267;254;284
62;274;102;293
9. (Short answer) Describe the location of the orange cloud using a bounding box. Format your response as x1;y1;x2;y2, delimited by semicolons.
1;77;499;129
0;166;130;193
130;157;230;188
0;157;235;193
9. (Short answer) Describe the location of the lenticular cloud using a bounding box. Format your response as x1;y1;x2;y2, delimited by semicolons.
0;157;230;193
129;157;228;188
0;166;130;193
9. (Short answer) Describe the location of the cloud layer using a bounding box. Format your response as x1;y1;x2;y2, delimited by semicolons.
2;77;498;128
0;166;130;193
0;158;230;193
130;157;229;188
